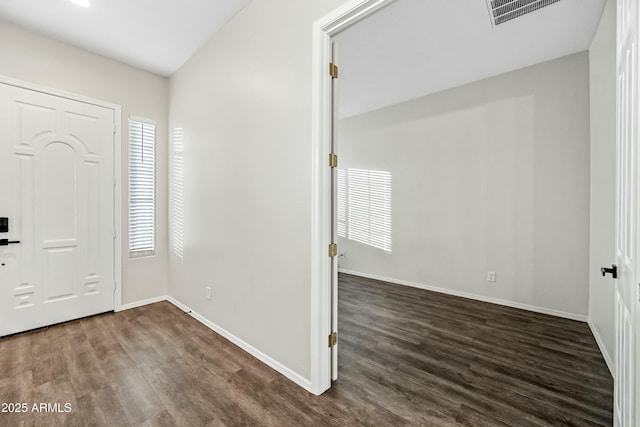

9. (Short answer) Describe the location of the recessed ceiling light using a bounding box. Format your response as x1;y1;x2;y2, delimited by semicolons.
70;0;91;8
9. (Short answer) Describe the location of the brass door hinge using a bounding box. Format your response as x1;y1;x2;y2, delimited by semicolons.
328;332;338;348
329;63;339;79
329;153;338;168
329;243;338;257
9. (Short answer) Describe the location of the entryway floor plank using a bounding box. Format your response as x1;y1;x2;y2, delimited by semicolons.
0;273;612;426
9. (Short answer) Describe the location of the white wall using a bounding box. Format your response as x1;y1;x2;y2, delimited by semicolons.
168;0;348;383
0;20;169;304
338;52;591;319
588;0;616;372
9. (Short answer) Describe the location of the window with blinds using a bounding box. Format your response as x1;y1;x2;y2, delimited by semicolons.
128;118;156;258
172;128;184;260
337;169;346;238
347;168;392;252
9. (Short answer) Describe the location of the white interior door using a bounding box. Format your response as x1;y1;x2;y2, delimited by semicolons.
330;40;339;381
0;83;116;337
614;0;638;425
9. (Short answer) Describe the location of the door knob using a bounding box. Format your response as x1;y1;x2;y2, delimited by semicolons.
601;264;618;279
0;239;20;246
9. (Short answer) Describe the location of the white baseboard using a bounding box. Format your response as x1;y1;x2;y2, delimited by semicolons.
338;269;588;322
119;295;168;311
587;319;614;377
165;296;312;393
116;294;313;393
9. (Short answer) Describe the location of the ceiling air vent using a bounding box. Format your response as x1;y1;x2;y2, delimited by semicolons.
486;0;562;26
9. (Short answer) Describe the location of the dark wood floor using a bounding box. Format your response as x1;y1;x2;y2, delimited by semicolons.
0;273;612;426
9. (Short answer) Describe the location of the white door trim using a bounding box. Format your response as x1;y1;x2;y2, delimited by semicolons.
310;0;397;395
0;74;123;312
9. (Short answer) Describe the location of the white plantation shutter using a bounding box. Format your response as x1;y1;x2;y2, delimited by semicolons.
337;169;346;238
172;128;184;260
347;168;392;252
128;118;156;257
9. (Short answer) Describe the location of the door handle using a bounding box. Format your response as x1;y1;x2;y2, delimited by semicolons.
0;239;20;246
601;264;618;279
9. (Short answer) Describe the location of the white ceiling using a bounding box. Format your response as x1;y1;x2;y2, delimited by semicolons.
0;0;607;104
0;0;251;77
335;0;608;117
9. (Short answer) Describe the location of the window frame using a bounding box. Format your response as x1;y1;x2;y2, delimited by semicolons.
128;116;157;259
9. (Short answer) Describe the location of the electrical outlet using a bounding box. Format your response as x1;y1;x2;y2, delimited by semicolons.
487;272;496;282
206;286;212;300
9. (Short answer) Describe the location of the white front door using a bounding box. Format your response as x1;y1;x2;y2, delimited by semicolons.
614;0;638;425
0;83;116;337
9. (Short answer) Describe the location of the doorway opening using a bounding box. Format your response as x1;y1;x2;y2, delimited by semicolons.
311;0;626;424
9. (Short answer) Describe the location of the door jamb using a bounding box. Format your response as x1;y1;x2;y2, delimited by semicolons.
0;75;123;312
310;0;397;395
